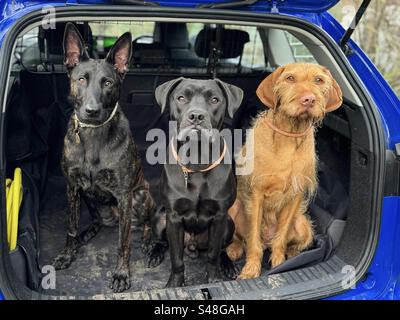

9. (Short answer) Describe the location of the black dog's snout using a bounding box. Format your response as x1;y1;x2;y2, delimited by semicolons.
188;111;205;124
85;106;100;117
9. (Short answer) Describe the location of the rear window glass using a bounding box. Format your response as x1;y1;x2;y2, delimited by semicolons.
90;21;156;55
225;25;266;69
284;31;317;63
12;21;319;74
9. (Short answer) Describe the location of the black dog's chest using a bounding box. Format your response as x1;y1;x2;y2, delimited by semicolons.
175;196;219;231
163;167;235;232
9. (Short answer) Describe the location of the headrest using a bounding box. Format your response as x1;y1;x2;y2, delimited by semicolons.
132;42;168;65
38;22;92;56
194;28;250;59
153;22;190;49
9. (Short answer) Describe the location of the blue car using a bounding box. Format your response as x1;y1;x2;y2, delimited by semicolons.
0;0;399;300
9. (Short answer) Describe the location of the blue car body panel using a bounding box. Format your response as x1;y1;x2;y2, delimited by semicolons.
329;197;400;300
0;0;399;300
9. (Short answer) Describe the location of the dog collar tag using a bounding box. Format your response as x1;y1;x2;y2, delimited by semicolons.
75;131;81;144
183;170;189;188
73;116;81;144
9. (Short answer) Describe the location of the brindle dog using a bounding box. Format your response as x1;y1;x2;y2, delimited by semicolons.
52;23;156;293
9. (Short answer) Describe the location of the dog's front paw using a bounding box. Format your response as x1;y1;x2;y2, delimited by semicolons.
145;243;166;268
53;251;75;270
110;267;131;293
166;272;184;288
238;261;261;279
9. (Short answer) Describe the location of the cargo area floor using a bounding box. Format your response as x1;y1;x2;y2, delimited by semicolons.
39;176;251;297
38;175;348;299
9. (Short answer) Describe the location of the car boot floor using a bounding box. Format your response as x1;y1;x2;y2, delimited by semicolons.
39;175;268;297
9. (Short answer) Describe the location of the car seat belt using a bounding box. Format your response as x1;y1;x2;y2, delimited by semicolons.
208;26;223;79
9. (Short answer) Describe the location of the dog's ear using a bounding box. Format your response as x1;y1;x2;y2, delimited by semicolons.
63;23;90;71
105;32;132;77
215;79;244;118
323;67;343;113
256;66;285;109
155;77;185;113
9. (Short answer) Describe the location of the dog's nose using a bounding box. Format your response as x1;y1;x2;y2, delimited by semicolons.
85;106;100;117
188;112;205;124
299;94;316;107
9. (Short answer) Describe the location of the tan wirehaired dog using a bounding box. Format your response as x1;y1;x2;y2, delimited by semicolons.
227;63;343;279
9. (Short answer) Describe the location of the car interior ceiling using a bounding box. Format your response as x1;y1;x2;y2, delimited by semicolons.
4;20;358;296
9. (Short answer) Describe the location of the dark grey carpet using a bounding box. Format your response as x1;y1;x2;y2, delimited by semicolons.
38;168;337;297
39;176;248;297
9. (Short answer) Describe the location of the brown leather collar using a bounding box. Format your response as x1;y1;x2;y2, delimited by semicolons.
170;138;227;174
265;118;313;138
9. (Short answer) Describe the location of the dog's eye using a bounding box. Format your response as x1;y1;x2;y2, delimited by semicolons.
78;77;86;84
104;80;113;87
286;75;295;82
211;97;219;104
177;96;186;103
315;77;324;84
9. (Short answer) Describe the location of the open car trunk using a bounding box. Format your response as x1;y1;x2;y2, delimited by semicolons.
0;7;384;300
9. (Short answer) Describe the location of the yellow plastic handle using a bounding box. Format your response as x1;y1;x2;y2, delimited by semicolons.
5;168;23;251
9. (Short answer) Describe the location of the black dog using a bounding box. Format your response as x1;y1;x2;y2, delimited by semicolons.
145;78;243;287
53;23;156;292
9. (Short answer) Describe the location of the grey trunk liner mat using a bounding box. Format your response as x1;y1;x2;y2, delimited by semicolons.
39;175;347;299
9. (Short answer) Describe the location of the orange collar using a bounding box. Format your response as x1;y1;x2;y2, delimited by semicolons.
170;138;227;174
265;118;313;138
